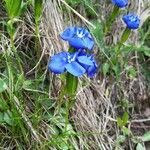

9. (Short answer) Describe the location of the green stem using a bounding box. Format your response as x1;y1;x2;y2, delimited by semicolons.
65;73;78;96
105;6;120;34
64;72;78;132
64;73;78;132
64;48;78;131
35;20;40;56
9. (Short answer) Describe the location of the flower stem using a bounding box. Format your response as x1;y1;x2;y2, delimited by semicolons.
64;73;78;131
64;48;78;131
65;73;78;96
105;6;120;34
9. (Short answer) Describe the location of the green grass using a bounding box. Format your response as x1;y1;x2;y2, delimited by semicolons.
0;0;150;149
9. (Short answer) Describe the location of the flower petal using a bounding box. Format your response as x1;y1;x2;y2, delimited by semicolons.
87;57;98;78
112;0;128;8
60;26;95;50
60;27;75;40
77;56;93;66
65;62;86;77
87;64;98;78
69;38;85;49
82;37;94;50
123;13;140;29
48;52;68;74
51;52;68;60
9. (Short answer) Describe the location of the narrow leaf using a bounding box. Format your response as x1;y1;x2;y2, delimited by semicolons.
4;0;22;18
0;78;7;93
34;0;43;24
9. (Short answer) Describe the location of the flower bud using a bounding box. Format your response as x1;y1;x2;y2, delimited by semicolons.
123;13;140;29
111;0;128;8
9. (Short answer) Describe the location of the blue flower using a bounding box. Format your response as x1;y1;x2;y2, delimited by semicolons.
123;13;140;29
48;51;97;77
111;0;128;8
60;27;94;50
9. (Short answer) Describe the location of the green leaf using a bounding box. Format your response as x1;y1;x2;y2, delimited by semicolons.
83;0;97;17
122;112;129;126
0;78;7;93
22;80;32;90
116;135;126;144
136;143;146;150
144;49;150;57
42;98;55;109
4;0;22;18
89;20;104;48
19;2;28;16
15;74;24;91
117;112;129;128
6;19;17;38
0;99;8;111
119;28;131;46
122;126;131;136
123;45;150;56
63;124;75;135
141;131;150;142
105;6;119;33
117;117;123;127
34;0;43;24
139;46;150;56
102;63;110;76
0;112;4;123
3;111;13;126
60;74;66;82
127;66;137;79
112;63;121;77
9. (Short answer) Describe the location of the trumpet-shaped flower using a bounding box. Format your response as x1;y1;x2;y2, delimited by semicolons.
48;51;97;77
123;13;140;29
60;27;94;50
111;0;128;8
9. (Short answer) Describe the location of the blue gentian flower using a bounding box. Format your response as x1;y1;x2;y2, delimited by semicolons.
48;51;97;77
123;13;140;29
111;0;128;8
60;27;94;50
